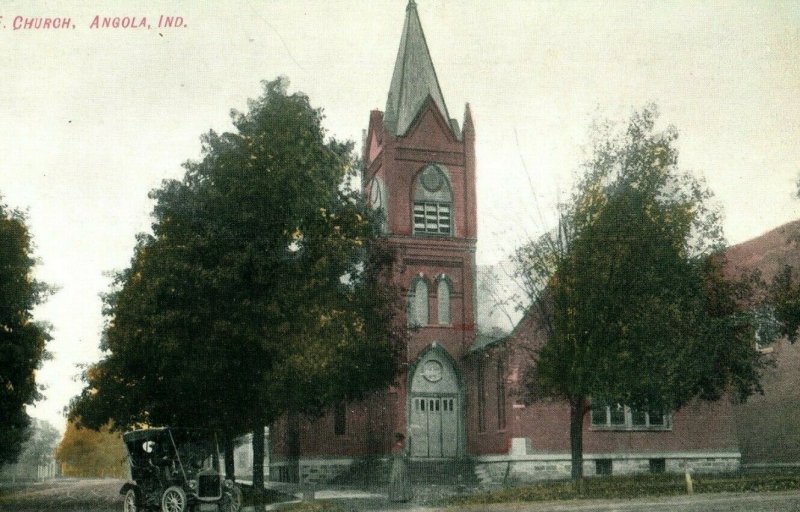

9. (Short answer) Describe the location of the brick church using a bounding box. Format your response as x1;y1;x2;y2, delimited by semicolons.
269;1;741;484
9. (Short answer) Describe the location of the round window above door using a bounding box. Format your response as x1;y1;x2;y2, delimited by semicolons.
421;360;443;382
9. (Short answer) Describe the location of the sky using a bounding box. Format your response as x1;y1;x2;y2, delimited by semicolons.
2;0;799;432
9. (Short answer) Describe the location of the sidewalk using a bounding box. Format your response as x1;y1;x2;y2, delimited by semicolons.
242;480;473;511
243;484;800;512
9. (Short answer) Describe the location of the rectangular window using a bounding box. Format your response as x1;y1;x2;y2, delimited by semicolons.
334;402;346;436
496;360;506;430
631;409;647;426
591;399;671;430
596;459;613;476
413;201;451;235
477;362;486;433
609;404;625;426
649;458;666;474
591;402;608;425
648;409;665;426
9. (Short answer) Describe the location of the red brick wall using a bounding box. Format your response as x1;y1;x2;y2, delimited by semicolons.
470;308;741;456
466;349;513;455
365;101;478;358
505;397;738;455
270;389;401;459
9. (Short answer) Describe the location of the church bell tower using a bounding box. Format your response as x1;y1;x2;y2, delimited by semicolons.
363;0;477;458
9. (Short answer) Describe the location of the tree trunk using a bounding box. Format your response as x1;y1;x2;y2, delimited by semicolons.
287;412;300;483
223;432;235;482
252;423;265;493
569;395;586;493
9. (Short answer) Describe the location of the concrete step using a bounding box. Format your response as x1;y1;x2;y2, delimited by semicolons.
409;459;479;486
330;457;481;486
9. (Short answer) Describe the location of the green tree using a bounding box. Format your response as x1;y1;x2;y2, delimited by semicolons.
0;199;51;466
768;266;800;343
514;106;764;488
767;171;800;341
69;78;404;491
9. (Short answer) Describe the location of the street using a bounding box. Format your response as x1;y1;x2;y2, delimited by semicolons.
4;478;800;511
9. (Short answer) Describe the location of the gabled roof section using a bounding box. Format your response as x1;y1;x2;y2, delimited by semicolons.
384;0;453;138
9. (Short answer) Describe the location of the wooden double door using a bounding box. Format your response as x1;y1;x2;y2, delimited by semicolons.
409;394;459;458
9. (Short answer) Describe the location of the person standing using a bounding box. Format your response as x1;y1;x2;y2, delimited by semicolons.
388;433;411;502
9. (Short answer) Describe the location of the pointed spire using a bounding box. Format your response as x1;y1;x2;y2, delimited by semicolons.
384;0;452;137
463;103;474;132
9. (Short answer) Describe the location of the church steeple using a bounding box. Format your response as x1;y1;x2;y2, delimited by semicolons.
384;0;453;137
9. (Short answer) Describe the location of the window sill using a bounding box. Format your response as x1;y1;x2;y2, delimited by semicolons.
590;425;672;432
413;233;453;238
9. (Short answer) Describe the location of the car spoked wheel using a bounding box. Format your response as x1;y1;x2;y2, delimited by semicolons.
161;486;187;512
123;489;138;512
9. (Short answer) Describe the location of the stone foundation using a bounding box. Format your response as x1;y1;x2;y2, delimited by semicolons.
271;450;741;485
269;458;355;484
474;450;741;485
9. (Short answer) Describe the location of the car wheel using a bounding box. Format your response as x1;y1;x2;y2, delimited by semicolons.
123;488;139;512
161;485;187;512
221;483;242;512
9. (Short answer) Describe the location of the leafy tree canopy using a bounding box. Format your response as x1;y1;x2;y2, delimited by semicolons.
70;78;404;439
513;105;764;484
765;180;800;342
768;264;800;343
0;199;51;465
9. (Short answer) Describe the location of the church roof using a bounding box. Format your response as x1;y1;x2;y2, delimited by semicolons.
469;330;510;354
384;0;454;137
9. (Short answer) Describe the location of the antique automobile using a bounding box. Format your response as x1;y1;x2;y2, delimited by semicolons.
120;428;242;512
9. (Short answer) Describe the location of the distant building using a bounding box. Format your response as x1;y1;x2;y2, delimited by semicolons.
269;0;740;483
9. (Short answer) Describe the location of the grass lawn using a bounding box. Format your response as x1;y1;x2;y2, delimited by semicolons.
276;501;346;512
446;470;800;506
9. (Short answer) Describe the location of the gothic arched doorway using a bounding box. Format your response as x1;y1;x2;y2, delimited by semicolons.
408;344;464;458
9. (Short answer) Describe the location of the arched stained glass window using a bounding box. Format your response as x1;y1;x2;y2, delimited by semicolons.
408;278;429;326
437;277;451;325
368;176;388;234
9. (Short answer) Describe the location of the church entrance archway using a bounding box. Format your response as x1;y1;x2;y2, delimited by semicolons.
408;344;463;458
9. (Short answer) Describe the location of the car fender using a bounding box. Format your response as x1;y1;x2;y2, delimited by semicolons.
119;481;139;496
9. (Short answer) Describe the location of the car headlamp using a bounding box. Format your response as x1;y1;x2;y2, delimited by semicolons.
223;479;234;489
188;479;198;490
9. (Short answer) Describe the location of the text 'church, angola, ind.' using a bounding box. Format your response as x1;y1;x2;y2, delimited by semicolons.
268;1;742;484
